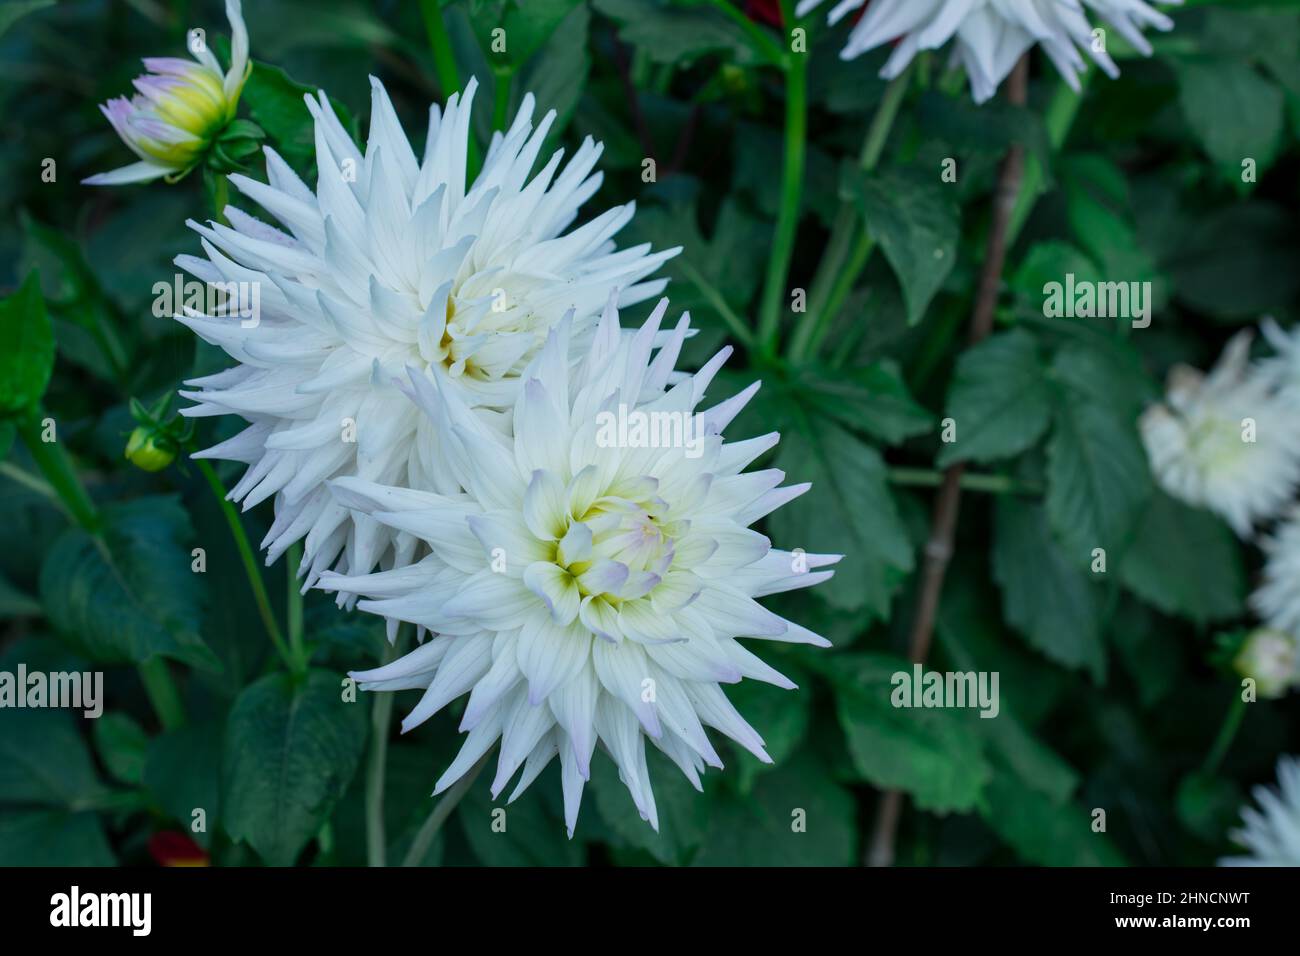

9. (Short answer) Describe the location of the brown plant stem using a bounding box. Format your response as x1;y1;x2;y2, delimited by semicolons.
866;55;1030;869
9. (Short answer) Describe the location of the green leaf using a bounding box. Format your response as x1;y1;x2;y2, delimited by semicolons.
500;0;583;65
1165;202;1300;322
1120;491;1246;624
93;712;149;787
1176;771;1243;844
691;751;857;866
849;168;960;325
515;2;590;135
459;772;584;866
0;271;54;415
592;0;761;66
1045;344;1154;562
0;568;39;618
993;499;1106;681
39;495;218;671
980;768;1125;866
0;810;114;866
828;653;991;813
0;708;107;809
143;722;223;847
222;670;367;866
1176;59;1285;182
589;747;709;865
936;329;1053;467
0;0;54;39
724;662;810;791
241;62;356;174
793;362;933;446
769;417;913;618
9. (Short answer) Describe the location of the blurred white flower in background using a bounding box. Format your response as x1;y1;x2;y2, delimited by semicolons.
1232;627;1300;700
1220;756;1300;866
1250;511;1300;648
174;77;675;595
85;0;250;184
1139;331;1300;537
795;0;1182;103
323;300;838;834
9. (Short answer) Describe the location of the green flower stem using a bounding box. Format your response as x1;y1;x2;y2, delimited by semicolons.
192;456;293;671
286;540;306;674
207;172;229;226
1202;693;1248;776
418;0;481;175
366;628;406;867
16;414;100;532
704;0;785;67
794;64;913;363
491;65;514;133
402;750;493;867
138;657;185;731
678;259;756;350
17;413;186;729
756;9;806;358
887;467;1042;496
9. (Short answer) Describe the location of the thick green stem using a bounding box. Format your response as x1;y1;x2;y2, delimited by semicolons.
756;15;806;358
1202;693;1248;776
418;0;481;175
138;657;185;730
365;629;405;867
193;456;292;670
795;64;913;362
286;540;306;674
402;750;492;867
17;415;100;532
491;66;514;133
704;0;785;66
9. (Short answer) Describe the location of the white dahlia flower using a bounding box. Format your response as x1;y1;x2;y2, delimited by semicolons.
1250;511;1300;644
85;0;250;185
322;299;838;834
175;77;675;590
796;0;1181;103
1220;756;1300;866
1139;331;1300;537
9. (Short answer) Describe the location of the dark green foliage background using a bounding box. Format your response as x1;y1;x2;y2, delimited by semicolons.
1;0;1298;866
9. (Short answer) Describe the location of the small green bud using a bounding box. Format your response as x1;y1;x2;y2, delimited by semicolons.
125;427;176;472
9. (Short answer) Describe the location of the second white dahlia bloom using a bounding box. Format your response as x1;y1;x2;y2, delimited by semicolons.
1220;756;1300;867
322;300;838;834
1139;331;1300;537
796;0;1181;103
176;77;674;587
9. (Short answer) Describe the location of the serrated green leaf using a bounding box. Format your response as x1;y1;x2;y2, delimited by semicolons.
93;712;148;787
221;670;367;866
691;751;856;866
850;169;960;325
993;499;1106;682
39;495;217;671
1045;345;1154;561
589;747;709;865
0;272;54;415
144;721;223;848
769;418;913;618
829;653;991;813
937;329;1052;467
980;769;1125;866
1120;491;1245;624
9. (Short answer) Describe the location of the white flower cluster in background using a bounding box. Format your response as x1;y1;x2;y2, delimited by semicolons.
1140;324;1300;701
796;0;1182;103
1220;756;1300;867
